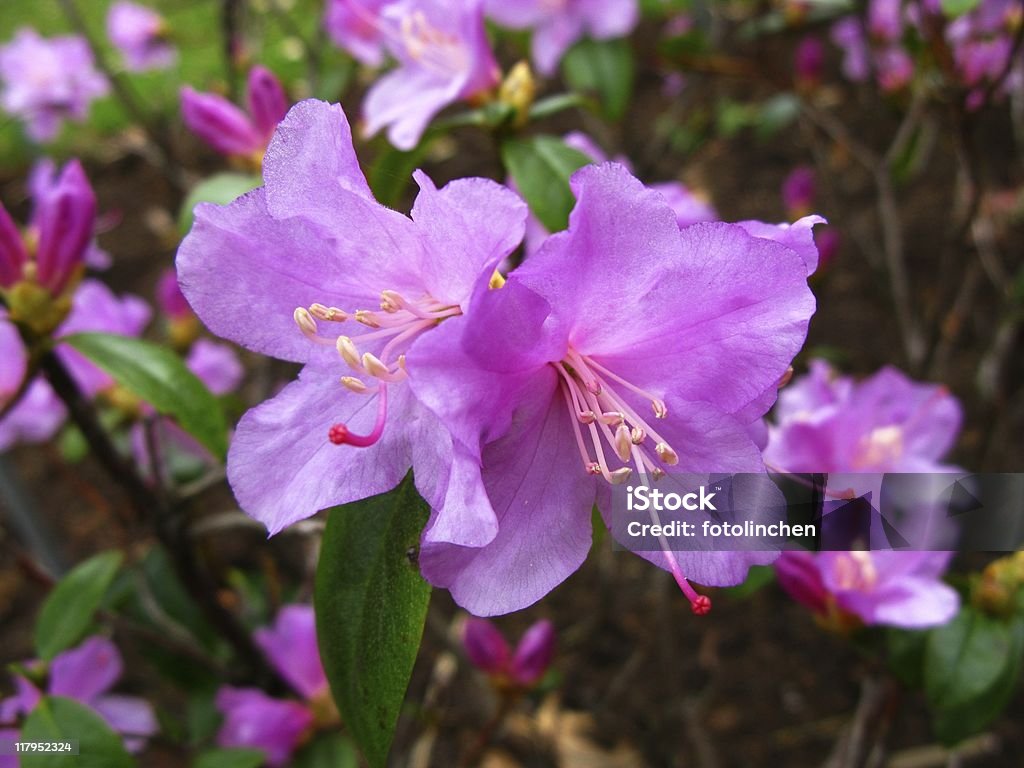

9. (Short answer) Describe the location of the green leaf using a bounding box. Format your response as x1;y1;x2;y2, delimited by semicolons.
315;474;432;768
501;135;591;232
293;733;359;768
562;37;634;121
924;608;1024;744
35;551;123;661
940;0;981;17
178;173;262;234
886;627;929;688
193;749;265;768
62;333;229;460
369;139;433;208
21;697;134;768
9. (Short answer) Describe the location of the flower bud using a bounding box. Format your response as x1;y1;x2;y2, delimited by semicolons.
782;166;816;219
794;36;825;90
155;268;191;320
774;552;829;615
34;160;96;294
509;619;555;686
0;202;27;288
181;86;261;157
462;618;510;675
246;66;288;140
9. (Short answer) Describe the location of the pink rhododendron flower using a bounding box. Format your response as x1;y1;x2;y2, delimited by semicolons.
362;0;501;150
0;28;108;142
485;0;639;75
775;550;960;628
764;360;962;474
794;36;825;88
0;636;157;759
107;1;177;72
215;605;331;766
405;163;817;615
181;66;289;159
176;99;526;534
767;361;963;629
324;0;389;66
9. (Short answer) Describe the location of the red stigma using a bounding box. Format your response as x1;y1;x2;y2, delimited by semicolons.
690;595;712;616
328;423;348;445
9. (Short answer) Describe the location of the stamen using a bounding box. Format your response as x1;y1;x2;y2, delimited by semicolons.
310;303;347;322
655;442;679;465
608;467;632;484
355;310;381;328
380;290;404;313
578;410;597;424
613;424;633;462
361;352;391;379
652;400;668;419
600;411;624;426
631;427;646;444
340;376;369;394
336;336;362;371
294;307;318;339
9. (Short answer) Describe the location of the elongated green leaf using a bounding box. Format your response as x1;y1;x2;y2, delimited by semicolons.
315;474;432;768
21;697;134;768
562;37;634;121
35;551;123;661
178;173;262;234
941;0;981;17
293;733;359;768
62;333;229;460
193;749;265;768
501;135;591;233
925;608;1024;744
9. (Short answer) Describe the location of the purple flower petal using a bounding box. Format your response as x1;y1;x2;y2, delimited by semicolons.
92;694;158;743
215;687;312;767
509;619;555;685
48;636;121;702
253;605;327;700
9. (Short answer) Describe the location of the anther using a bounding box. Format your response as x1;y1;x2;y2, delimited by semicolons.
586;380;603;395
585;462;602;475
362;352;391;379
355;310;381;328
631;427;646;444
651;467;666;481
310;303;347;322
578;410;596;424
293;307;318;338
655;442;679;465
336;336;362;370
340;376;369;394
608;467;632;485
614;424;632;462
652;399;668;419
380;290;405;313
600;411;624;426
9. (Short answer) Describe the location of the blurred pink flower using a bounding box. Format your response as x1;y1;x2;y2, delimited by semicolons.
107;1;176;72
0;28;108;142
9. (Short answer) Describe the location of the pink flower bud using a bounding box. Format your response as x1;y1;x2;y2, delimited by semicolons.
0;202;27;287
181;86;261;157
774;552;829;614
815;227;841;268
155;268;190;319
462;618;510;675
34;159;96;294
782;166;816;218
509;619;555;687
246;66;288;140
794;36;825;88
